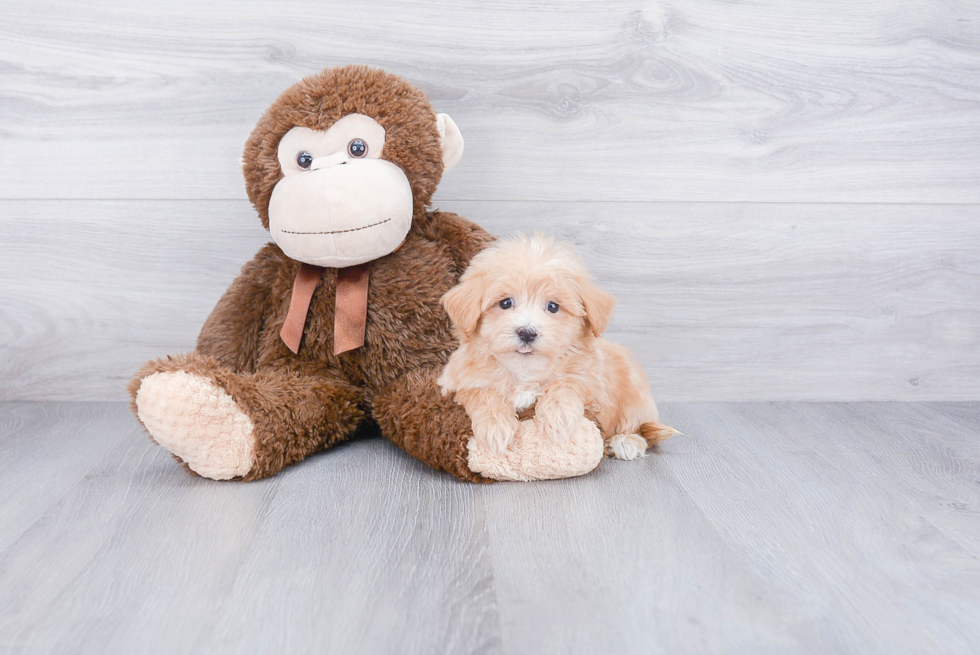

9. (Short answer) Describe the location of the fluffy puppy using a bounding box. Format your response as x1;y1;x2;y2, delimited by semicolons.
438;234;676;460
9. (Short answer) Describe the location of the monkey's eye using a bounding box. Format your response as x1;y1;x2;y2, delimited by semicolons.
297;152;313;169
347;138;368;158
546;301;560;313
499;298;514;310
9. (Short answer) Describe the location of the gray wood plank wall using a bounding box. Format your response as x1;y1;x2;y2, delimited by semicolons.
1;0;978;401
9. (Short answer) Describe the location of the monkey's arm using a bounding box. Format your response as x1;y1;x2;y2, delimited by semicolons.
424;211;496;276
196;243;287;373
372;367;492;483
373;367;603;483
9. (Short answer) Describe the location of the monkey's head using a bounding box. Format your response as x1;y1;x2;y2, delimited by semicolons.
243;66;464;267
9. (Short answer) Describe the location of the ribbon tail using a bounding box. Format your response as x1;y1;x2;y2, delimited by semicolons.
334;263;370;355
280;263;326;354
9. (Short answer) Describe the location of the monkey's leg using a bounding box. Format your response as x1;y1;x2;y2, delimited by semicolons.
372;368;603;482
129;352;364;481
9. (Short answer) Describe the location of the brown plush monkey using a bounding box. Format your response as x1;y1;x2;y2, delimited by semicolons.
129;66;603;482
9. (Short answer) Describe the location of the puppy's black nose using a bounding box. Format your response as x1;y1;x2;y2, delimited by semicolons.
517;326;537;343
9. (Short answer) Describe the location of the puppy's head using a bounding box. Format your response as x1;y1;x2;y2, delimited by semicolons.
442;234;615;362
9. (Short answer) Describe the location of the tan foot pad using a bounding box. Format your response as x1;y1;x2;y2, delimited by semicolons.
467;415;604;482
135;371;255;480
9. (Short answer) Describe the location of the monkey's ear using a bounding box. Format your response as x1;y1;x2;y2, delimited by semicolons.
436;113;464;174
579;280;616;338
442;273;485;339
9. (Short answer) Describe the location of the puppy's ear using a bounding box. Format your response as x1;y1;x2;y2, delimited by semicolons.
579;280;616;338
442;273;487;339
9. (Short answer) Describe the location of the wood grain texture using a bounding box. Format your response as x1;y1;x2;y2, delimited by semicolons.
0;0;978;202
660;402;980;655
1;401;978;654
0;402;499;655
1;199;977;402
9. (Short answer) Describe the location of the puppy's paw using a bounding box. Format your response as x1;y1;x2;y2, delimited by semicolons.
606;433;648;461
534;395;584;442
472;413;520;454
533;409;578;443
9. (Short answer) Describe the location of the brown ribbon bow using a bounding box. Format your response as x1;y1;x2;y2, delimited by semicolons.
280;262;370;356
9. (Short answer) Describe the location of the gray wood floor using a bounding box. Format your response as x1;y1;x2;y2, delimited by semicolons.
1;402;977;654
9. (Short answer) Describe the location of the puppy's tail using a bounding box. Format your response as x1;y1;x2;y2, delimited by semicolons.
639;421;681;446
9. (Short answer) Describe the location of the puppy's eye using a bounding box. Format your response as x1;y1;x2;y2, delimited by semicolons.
297;152;313;169
499;298;514;310
347;138;368;158
546;301;560;313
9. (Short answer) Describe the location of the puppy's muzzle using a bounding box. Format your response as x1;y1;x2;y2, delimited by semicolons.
516;326;537;344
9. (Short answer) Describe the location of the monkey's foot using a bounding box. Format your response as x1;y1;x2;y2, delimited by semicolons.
467;414;603;481
135;371;255;480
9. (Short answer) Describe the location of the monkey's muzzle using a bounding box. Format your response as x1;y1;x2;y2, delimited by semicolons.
268;158;413;268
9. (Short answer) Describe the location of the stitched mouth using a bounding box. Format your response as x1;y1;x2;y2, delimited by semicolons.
280;218;391;235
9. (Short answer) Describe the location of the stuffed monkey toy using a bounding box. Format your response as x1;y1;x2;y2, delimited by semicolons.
129;66;604;482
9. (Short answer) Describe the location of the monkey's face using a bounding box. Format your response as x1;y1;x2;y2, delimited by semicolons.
244;66;465;265
268;114;414;268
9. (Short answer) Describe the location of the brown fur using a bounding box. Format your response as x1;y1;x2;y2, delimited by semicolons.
638;421;676;447
130;66;495;481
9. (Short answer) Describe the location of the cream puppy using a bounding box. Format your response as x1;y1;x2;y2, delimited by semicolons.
438;234;676;460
